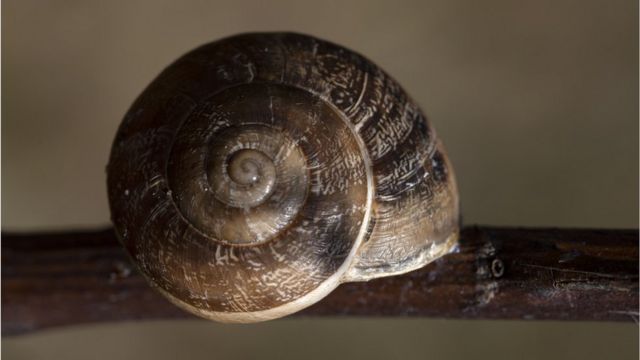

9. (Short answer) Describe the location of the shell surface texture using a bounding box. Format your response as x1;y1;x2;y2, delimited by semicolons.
107;32;459;323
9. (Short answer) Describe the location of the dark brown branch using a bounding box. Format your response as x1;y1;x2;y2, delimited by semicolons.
2;226;638;336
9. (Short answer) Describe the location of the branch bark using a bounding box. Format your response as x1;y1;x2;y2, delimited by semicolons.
2;226;638;336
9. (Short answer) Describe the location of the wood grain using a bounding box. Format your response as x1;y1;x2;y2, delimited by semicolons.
2;226;638;336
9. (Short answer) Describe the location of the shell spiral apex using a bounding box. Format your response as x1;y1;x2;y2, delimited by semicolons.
107;32;459;323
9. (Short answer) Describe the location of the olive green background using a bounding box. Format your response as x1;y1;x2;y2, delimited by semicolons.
2;0;638;359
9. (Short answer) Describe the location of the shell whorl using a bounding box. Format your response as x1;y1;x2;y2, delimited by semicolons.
107;33;459;322
167;82;371;250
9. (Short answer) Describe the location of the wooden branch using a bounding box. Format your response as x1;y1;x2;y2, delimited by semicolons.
2;226;638;336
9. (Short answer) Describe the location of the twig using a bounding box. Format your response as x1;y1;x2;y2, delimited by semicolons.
2;226;638;336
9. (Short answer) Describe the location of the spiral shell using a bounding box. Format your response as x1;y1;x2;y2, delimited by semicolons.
107;33;459;322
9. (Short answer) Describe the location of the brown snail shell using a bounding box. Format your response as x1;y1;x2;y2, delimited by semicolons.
107;32;459;322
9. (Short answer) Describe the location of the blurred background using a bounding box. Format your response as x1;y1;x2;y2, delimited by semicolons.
2;0;637;359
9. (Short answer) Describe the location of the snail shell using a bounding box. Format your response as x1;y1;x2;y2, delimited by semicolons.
107;33;459;322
